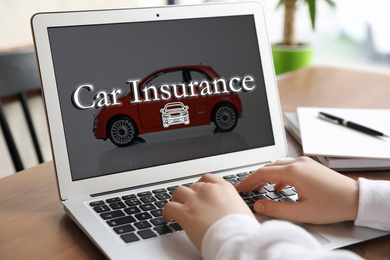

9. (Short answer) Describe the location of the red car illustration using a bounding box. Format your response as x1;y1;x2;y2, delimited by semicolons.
93;65;242;147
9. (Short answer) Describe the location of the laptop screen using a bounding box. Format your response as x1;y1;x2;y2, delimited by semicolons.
47;14;274;181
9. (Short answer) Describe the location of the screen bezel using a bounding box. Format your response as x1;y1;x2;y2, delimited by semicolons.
32;2;288;201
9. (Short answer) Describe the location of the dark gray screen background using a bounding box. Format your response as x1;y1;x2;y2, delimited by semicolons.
48;15;274;181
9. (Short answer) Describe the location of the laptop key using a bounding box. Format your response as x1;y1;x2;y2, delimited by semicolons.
125;198;141;206
280;189;296;196
227;179;239;185
124;206;141;215
89;200;105;207
137;191;152;197
140;195;157;203
150;217;165;226
93;205;110;213
109;202;126;210
106;197;121;203
239;192;254;198
152;188;167;194
155;200;168;209
134;221;152;230
122;194;136;200
264;185;275;192
150;209;162;217
114;224;135;234
107;216;136;227
243;198;255;205
135;212;153;221
266;191;282;200
169;222;183;231
223;174;236;179
253;189;267;195
167;185;178;191
252;195;269;201
237;177;246;182
237;172;249;177
154;225;173;235
155;193;171;200
100;210;125;220
121;232;140;243
140;203;157;211
137;229;157;239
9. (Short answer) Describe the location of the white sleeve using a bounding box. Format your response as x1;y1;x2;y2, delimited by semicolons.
355;178;390;231
201;214;361;260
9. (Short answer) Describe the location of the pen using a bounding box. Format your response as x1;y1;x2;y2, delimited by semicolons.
318;111;389;138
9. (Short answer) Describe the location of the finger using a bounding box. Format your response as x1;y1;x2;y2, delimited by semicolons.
171;185;195;204
162;201;184;223
197;173;224;184
235;165;295;193
273;183;288;191
250;182;266;192
189;182;205;191
253;199;304;222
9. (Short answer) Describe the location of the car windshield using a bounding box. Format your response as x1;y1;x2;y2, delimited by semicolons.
142;72;164;86
166;104;183;110
141;70;183;90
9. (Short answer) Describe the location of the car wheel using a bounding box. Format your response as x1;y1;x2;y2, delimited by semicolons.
108;116;138;147
213;104;238;131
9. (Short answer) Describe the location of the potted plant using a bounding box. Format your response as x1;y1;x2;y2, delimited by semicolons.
272;0;335;75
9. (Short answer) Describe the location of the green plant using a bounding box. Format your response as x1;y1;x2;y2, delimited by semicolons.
277;0;335;45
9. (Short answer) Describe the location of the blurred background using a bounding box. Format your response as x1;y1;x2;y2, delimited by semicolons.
1;0;389;178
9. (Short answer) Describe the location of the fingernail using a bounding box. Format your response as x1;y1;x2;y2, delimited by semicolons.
254;202;264;213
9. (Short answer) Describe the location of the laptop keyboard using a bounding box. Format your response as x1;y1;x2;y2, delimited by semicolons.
88;171;297;244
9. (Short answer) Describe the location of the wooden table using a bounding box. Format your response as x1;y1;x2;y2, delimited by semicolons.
1;66;389;259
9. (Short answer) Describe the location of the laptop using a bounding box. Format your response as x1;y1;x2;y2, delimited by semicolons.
31;2;388;259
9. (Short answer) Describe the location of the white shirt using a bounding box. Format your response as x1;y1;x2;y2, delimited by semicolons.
201;178;390;260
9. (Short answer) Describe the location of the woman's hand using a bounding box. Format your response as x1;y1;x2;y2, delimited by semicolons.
163;173;253;251
235;156;359;224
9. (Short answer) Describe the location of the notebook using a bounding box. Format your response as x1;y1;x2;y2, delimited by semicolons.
285;111;390;171
31;2;389;259
298;107;390;159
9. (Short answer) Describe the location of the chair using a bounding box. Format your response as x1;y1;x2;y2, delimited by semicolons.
0;49;44;172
